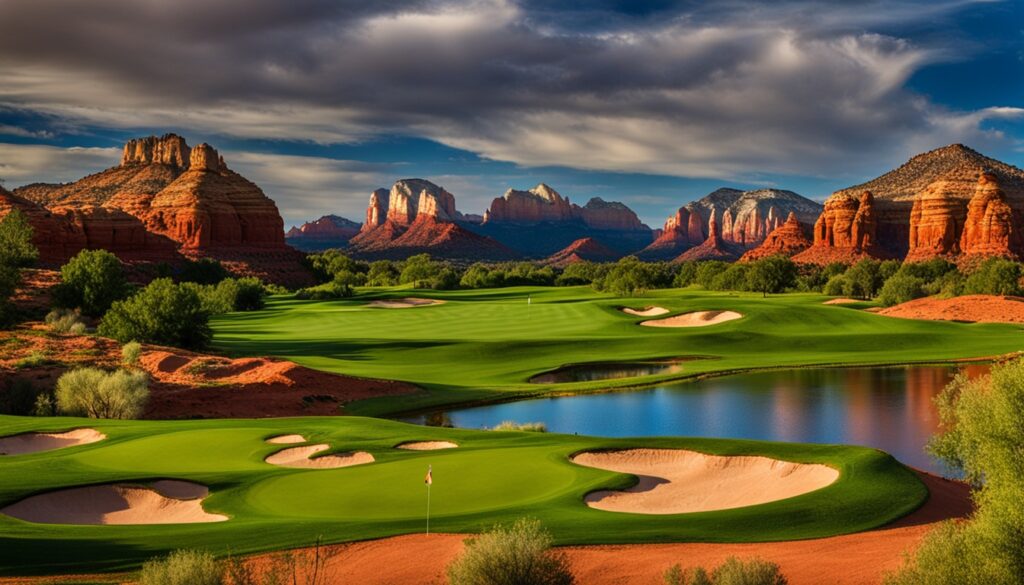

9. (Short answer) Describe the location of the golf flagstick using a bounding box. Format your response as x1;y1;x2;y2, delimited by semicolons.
425;464;433;535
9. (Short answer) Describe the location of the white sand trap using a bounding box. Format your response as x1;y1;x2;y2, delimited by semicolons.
265;444;375;469
622;306;670;317
572;449;839;514
266;434;307;444
823;298;859;305
0;429;105;456
396;441;458;450
367;297;443;309
0;480;227;525
640;310;742;328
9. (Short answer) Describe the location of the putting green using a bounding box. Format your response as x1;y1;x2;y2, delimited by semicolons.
0;415;924;575
210;287;1024;415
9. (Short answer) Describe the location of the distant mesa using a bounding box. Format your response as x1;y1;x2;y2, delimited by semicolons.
286;214;362;251
543;237;621;267
5;133;310;286
639;188;822;261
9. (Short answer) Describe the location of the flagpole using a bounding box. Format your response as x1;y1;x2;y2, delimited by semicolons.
426;464;432;535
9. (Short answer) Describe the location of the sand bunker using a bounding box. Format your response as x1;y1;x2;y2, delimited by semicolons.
266;434;307;444
622;306;670;317
396;441;458;450
0;480;227;525
572;449;839;514
823;298;859;305
0;429;105;456
640;310;742;328
266;444;375;469
367;298;443;309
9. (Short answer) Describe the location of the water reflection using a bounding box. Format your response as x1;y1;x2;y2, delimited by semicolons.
407;365;989;476
529;358;701;384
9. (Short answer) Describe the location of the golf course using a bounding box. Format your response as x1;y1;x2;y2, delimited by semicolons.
211;287;1024;415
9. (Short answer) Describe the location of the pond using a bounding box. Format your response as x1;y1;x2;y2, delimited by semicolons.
407;365;990;476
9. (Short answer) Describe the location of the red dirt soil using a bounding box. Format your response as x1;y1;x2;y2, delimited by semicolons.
0;326;417;419
9;472;967;585
878;294;1024;324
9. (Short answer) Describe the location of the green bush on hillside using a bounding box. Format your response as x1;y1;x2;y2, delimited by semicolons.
177;258;230;285
53;249;130;317
745;256;798;296
963;257;1022;296
55;367;149;419
665;556;787;585
447;518;575;585
45;307;88;334
877;273;927;307
139;549;220;585
0;210;38;326
594;256;670;296
122;340;142;366
98;278;211;349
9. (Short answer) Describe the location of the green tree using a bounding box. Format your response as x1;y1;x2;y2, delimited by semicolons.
366;260;400;286
597;256;659;296
877;273;927;307
53;249;130;316
673;261;699;288
399;254;439;286
709;264;748;291
745;256;797;296
694;261;729;289
0;210;38;325
844;259;884;299
177;258;230;285
98;278;211;349
964;257;1022;296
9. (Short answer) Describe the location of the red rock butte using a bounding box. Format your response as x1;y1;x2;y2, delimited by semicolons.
3;133;310;285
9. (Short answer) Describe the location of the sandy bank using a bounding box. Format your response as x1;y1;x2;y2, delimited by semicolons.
0;429;105;456
572;449;838;514
622;306;670;317
367;298;444;309
640;310;742;328
266;434;307;444
823;298;859;305
878;294;1024;324
0;480;226;525
265;444;374;469
396;441;458;450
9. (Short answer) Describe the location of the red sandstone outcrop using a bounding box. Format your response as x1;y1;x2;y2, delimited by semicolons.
640;188;821;260
484;184;576;224
674;208;744;262
363;188;390;231
905;180;965;261
122;134;190;168
793;191;887;264
543;237;621;267
578;198;646;231
285;215;362;250
740;212;813;261
960;172;1018;258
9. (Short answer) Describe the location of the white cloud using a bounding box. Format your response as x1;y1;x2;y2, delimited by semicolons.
0;143;120;186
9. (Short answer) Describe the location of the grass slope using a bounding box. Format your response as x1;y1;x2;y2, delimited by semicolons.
0;415;925;575
210;287;1024;415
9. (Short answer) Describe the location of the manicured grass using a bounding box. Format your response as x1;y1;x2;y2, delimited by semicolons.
0;415;925;575
210;287;1024;415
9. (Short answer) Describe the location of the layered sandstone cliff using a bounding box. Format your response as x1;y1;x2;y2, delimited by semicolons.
675;208;744;262
740;212;813;261
285;215;362;251
960;172;1019;258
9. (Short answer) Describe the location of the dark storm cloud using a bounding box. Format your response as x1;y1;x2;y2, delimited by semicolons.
0;0;1019;179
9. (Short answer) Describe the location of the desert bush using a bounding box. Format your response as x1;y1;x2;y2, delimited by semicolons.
53;249;130;317
745;256;798;296
14;350;51;369
45;307;88;334
491;421;547;432
447;518;574;585
963;257;1022;296
98;278;211;349
178;258;230;285
224;536;336;585
139;549;220;585
0;378;43;415
877;273;927;307
55;367;149;419
665;557;786;585
122;340;142;366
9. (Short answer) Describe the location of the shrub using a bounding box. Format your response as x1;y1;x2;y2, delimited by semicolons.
745;256;797;296
224;536;336;585
0;378;43;415
665;557;786;585
595;256;666;296
14;350;51;369
52;249;130;317
822;274;850;297
0;210;38;326
122;341;142;366
877;273;927;307
45;308;88;334
963;257;1022;296
491;421;547;432
674;261;699;288
366;260;400;286
139;549;220;585
98;278;211;349
708;264;749;291
55;367;149;419
447;518;574;585
844;259;884;299
231;278;266;311
695;261;729;289
178;258;230;285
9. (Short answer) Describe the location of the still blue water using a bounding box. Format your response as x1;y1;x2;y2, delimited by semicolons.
408;365;989;476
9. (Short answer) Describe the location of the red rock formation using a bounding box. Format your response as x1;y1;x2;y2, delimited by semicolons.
578;198;646;231
905;180;966;261
793;191;888;264
362;188;390;231
386;179;458;225
675;208;743;262
960;172;1018;258
122;134;190;168
285;215;361;250
483;184;576;224
543;237;621;267
740;212;813;261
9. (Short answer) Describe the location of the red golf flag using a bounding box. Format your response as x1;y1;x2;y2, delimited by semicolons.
425;465;433;485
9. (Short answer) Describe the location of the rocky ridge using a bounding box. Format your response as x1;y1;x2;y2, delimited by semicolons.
543;237;621;267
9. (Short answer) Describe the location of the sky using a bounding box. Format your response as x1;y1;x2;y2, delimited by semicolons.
0;0;1021;229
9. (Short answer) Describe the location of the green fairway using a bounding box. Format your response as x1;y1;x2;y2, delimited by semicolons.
0;415;925;575
210;287;1024;415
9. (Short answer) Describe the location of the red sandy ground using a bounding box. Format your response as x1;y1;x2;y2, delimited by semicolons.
878;294;1024;324
7;471;969;585
0;326;417;418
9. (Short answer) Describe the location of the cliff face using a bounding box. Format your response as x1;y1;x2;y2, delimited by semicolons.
796;144;1024;263
484;184;577;224
675;207;744;262
740;212;813;261
640;188;821;260
9;134;307;285
348;179;516;260
543;237;621;267
285;215;362;251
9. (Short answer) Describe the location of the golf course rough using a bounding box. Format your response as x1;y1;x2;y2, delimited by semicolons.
210;287;1024;416
0;414;926;575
